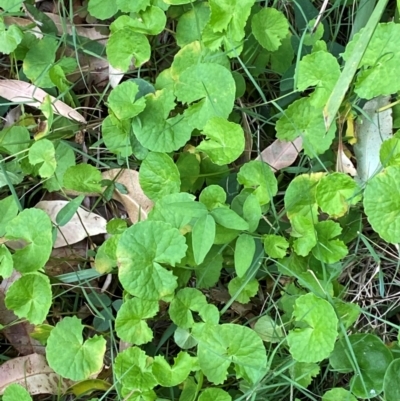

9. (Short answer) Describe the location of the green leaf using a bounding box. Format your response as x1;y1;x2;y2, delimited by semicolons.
192;214;216;265
0;19;24;54
28;139;57;178
0;125;30;155
199;185;226;210
263;234;289;259
6;209;52;273
47;316;106;380
117;220;187;300
177;153;200;192
3;384;32;401
343;22;400;99
5;273;51;324
192;323;267;384
198;388;232;401
322;388;357;401
251;7;289;51
55;195;85;226
195;245;224;289
276;98;336;156
197;117;245;165
284;173;323;222
242;193;262;232
330;334;393;398
253;315;284;343
291;216;317;257
334;300;361;329
63;164;102;194
290;361;320;388
0;0;23;12
23;36;57;88
152;352;194;387
94;234;120;274
176;3;210;47
211;208;249;230
0;195;18;236
132;89;193;152
316;173;361;218
0;245;13;278
364;166;400;243
88;0;118;19
297;51;341;107
106;29;150;71
102;115;132;157
228;277;258;304
169;288;209;329
111;8;166;36
384;359;400;401
287;293;338;363
139;152;181;201
114;347;157;391
116;0;150;13
115;298;159;345
312;221;348;264
380;137;400;167
237;161;277;205
108;81;146;120
175;63;235;130
234;234;255;278
44;141;76;192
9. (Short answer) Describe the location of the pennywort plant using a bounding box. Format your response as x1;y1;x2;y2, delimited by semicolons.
2;0;400;400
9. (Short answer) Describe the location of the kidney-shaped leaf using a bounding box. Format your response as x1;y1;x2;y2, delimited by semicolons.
117;220;187;300
364;166;400;243
46;316;106;381
287;293;338;363
5;209;53;273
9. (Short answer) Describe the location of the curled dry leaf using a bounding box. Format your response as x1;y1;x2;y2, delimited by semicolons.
35;201;107;248
3;16;43;38
256;137;303;172
0;353;73;395
0;271;45;355
0;80;86;124
336;148;357;177
101;169;153;223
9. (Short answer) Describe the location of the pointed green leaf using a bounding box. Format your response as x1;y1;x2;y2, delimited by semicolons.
117;220;187;300
55;195;85;226
192;214;216;265
234;234;255;278
195;245;224;289
211;208;249;230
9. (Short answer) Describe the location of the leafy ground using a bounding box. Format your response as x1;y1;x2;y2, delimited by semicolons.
2;0;400;400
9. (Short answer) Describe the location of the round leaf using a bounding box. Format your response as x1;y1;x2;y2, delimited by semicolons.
115;298;159;345
117;220;187;300
364;166;400;243
28;139;56;178
63;164;102;193
3;384;32;401
263;234;289;259
287;293;338;363
197;117;245;165
139;152;181;201
384;359;400;401
46;316;106;381
322;388;357;401
152;352;194;387
228;277;258;304
198;388;231;401
5;273;51;324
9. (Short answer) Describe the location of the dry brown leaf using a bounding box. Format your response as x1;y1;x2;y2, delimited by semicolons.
256;137;303;172
3;16;43;38
0;80;86;124
35;201;107;248
101;169;153;223
0;353;73;395
0;272;45;355
336;149;357;177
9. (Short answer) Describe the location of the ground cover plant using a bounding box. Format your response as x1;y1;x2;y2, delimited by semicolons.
2;0;400;400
